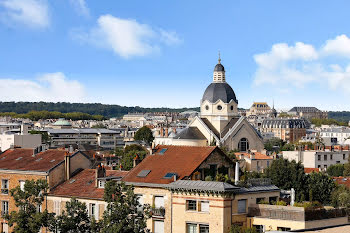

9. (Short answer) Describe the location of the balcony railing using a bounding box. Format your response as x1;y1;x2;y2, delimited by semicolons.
151;207;165;217
0;211;9;217
1;189;8;195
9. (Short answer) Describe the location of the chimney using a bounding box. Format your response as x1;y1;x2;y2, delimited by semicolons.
95;164;106;187
133;154;141;167
165;128;168;138
20;124;29;135
173;127;176;134
235;162;240;185
69;145;74;153
250;153;255;160
160;127;164;137
64;152;71;180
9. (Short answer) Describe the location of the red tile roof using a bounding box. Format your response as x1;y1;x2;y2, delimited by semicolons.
0;149;73;172
49;169;129;199
333;176;350;188
304;168;320;174
234;152;273;160
122;145;218;184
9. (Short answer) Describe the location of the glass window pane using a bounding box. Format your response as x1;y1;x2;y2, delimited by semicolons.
187;224;197;233
200;201;209;212
200;224;209;233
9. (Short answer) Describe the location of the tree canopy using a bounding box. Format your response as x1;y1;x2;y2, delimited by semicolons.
134;126;154;145
326;164;345;177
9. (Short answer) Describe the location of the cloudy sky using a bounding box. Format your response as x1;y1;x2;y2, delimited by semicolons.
1;0;350;110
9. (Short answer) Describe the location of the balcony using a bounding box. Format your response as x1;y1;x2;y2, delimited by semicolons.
248;204;347;221
151;207;165;217
1;189;8;195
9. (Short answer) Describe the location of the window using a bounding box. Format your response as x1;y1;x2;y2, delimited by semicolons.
238;138;249;152
19;180;25;191
1;179;9;195
54;201;61;215
277;227;291;231
200;224;209;233
154;196;164;208
269;196;277;204
344;154;346;160
256;197;265;204
37;204;42;213
217;105;222;110
205;105;209;110
89;203;96;219
186;200;197;211
237;199;247;214
324;165;328;170
330;154;333;160
336;161;341;164
253;225;264;233
230;106;234;111
318;165;321;169
98;180;106;188
154;220;164;233
187;223;197;233
1;201;9;215
324;155;327;161
199;201;209;212
318;155;321;161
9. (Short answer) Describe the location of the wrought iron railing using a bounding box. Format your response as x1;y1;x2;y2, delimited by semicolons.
151;207;165;217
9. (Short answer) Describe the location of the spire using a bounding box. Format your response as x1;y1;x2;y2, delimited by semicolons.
218;50;221;64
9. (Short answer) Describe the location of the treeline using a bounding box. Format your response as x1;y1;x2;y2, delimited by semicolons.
0;111;105;121
0;101;200;118
328;111;350;123
311;118;348;127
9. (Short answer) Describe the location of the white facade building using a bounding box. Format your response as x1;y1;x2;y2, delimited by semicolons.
282;150;350;171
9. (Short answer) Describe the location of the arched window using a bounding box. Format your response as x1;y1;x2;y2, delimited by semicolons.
238;138;249;152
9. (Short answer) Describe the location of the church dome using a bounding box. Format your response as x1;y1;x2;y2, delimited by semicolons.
214;63;225;72
202;82;238;104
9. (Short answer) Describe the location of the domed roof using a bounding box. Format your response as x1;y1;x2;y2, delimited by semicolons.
202;82;238;104
214;63;225;72
53;118;72;126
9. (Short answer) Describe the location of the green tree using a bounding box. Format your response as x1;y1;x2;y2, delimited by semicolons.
307;172;335;204
29;130;50;143
265;158;308;202
91;123;107;129
343;156;350;176
5;179;54;233
120;150;147;171
100;181;151;233
49;198;94;233
134;126;154;145
264;137;284;152
281;143;295;151
124;144;146;153
331;184;350;208
327;164;345;177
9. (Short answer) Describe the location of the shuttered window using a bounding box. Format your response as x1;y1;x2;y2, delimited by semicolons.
154;220;164;233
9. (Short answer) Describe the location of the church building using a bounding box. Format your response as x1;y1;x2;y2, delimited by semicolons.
155;56;264;152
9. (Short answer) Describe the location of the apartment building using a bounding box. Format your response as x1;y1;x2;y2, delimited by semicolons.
260;119;307;143
235;152;273;172
0;148;91;233
282;150;350;171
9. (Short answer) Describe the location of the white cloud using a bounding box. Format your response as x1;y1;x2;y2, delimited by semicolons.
253;35;350;95
0;0;50;28
72;14;182;58
69;0;89;17
0;72;86;102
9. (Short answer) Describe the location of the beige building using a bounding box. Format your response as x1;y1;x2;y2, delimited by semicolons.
0;148;92;233
246;102;272;117
154;57;264;152
260;119;307;143
235;152;273;172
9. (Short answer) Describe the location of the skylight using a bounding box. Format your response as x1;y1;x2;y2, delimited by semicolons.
69;179;76;184
50;159;56;162
163;172;178;179
158;148;167;155
137;170;151;177
35;158;43;162
16;157;23;161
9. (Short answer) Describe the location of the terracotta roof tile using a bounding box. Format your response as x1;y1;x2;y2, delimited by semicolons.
234;152;272;160
122;145;217;184
304;168;320;174
333;176;350;187
49;169;129;199
0;149;72;172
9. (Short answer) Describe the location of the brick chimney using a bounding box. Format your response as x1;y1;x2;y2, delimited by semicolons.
165;128;168;138
133;154;142;167
95;164;106;187
160;127;164;137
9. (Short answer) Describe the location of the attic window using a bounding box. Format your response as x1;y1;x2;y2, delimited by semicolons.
35;158;43;162
163;172;178;179
16;157;23;161
158;148;167;155
137;170;151;177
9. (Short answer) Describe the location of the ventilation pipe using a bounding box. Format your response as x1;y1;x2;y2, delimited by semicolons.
291;188;295;206
235;161;239;185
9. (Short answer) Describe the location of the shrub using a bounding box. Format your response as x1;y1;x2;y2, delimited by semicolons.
275;200;287;206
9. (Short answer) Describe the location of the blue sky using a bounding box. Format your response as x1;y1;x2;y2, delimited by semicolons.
1;0;350;110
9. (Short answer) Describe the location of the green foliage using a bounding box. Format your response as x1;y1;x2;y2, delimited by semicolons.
294;201;323;209
229;225;257;233
0;101;199;118
240;171;265;183
328;111;350;123
258;200;269;204
265;158;307;202
134;126;154;145
29;130;49;143
5;179;54;233
326;164;345;177
275;200;287;206
343;156;350;176
278;112;293;118
49;198;93;233
311;118;348;127
215;173;229;182
124;144;146;153
264;137;285;152
331;184;350;208
281;143;295;151
91;123;107;128
307;172;335;204
120;150;147;171
101;181;151;233
205;175;213;181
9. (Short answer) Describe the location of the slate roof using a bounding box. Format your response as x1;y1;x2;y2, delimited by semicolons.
122;145;218;184
221;117;240;137
200;118;220;138
0;149;78;172
235;185;280;194
262;119;307;129
202;82;238;104
49;169;129;200
289;107;322;113
167;180;239;192
214;63;225;72
45;128;119;134
173;127;206;140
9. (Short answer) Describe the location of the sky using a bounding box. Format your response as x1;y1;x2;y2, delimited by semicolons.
1;0;350;110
